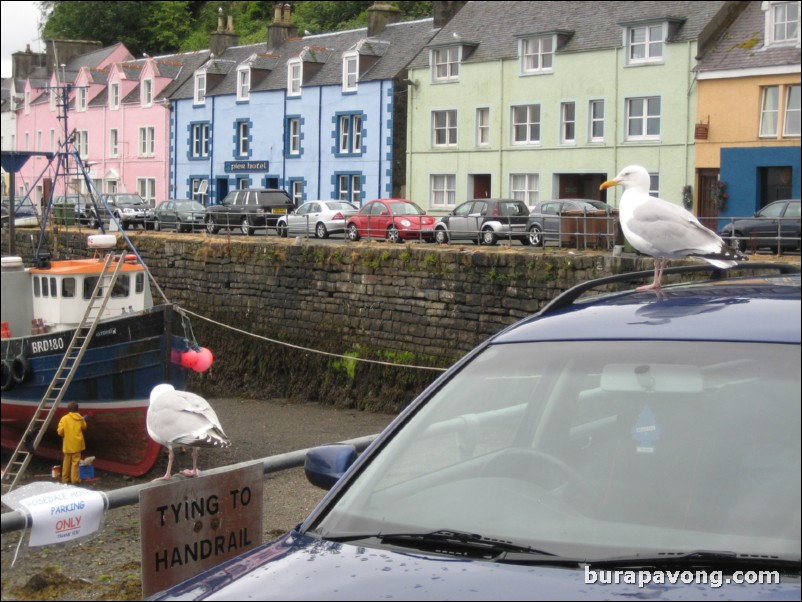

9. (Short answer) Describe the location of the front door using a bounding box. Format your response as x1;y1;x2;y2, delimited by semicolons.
698;170;719;231
472;175;491;200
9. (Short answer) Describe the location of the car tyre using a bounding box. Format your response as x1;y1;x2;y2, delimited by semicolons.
277;221;288;238
205;215;220;234
728;233;746;253
481;227;498;246
387;225;401;244
241;217;254;236
528;224;544;247
435;228;449;244
315;222;329;239
347;223;360;242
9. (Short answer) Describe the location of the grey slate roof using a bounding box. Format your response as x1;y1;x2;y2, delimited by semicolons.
696;1;801;73
170;17;439;100
408;1;727;69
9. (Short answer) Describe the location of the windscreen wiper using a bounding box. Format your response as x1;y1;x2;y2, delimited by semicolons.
584;550;801;571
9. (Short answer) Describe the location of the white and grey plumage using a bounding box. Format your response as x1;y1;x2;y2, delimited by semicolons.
147;384;231;480
601;165;746;290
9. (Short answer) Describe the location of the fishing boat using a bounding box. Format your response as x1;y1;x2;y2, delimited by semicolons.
1;236;210;477
1;82;211;481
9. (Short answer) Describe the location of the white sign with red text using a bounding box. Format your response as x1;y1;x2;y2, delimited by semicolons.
19;488;105;546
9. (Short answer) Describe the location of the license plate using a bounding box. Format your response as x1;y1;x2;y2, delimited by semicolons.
272;208;287;214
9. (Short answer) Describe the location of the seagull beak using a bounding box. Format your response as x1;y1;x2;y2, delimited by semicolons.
600;178;619;190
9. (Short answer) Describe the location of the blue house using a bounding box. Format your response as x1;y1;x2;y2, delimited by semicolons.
169;4;446;207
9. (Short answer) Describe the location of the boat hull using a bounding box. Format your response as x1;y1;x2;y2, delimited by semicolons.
1;304;189;476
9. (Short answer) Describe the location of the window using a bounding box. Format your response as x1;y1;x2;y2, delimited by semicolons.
432;47;460;81
430;174;456;207
510;174;539;206
432;110;457;146
511;105;541;144
760;86;780;137
109;82;120;109
766;1;800;45
194;72;206;105
110;129;119;157
77;87;87;112
192;178;208;204
521;36;554;73
62;278;76;298
628;24;664;64
783;84;800;137
626;97;661;140
237;67;250;101
561;102;576;144
236;121;251;157
75;130;89;157
590;100;605;142
141;78;153;107
50;129;56;152
24;90;30;114
649;173;660;197
191;123;210;158
287;117;301;156
138;178;156;203
50;89;56;111
291;180;304;205
36;130;42;151
343;52;358;92
288;59;302;97
139;126;155;157
338;114;363;155
337;174;361;205
476;108;490;146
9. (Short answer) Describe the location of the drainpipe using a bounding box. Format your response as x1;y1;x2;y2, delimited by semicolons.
378;80;384;199
318;86;322;199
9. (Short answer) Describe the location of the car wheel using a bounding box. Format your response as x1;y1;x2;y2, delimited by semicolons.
481;227;498;246
528;224;544;247
519;235;531;247
315;222;329;239
277;221;288;238
435;228;449;244
728;232;746;253
347;223;360;242
387;225;401;244
205;215;220;234
241;217;254;236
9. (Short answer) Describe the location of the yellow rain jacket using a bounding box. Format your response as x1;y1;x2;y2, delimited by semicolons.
57;412;87;454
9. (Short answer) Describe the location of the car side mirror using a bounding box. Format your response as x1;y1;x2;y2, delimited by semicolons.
381;211;390;216
304;444;357;490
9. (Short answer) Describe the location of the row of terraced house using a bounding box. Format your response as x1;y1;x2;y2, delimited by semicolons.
3;1;800;227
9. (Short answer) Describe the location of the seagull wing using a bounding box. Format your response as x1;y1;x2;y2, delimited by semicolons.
147;389;231;448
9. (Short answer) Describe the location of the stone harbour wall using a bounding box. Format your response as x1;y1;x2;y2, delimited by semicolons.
4;228;655;412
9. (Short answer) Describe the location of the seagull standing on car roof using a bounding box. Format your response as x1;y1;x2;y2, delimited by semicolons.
601;165;746;291
147;384;230;480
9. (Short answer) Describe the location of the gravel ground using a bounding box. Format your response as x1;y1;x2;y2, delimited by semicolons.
1;397;396;601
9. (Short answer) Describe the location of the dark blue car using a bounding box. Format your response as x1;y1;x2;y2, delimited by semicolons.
152;264;801;600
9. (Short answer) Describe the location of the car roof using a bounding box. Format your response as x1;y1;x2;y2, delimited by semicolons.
492;265;800;346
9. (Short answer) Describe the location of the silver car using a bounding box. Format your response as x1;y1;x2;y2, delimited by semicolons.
277;200;359;239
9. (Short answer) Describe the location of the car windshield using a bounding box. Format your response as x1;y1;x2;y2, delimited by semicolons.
311;340;800;561
175;200;205;212
388;201;424;216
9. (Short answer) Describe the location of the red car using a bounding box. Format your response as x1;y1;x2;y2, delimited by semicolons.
345;199;436;243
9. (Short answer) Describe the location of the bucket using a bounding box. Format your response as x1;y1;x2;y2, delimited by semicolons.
51;465;61;479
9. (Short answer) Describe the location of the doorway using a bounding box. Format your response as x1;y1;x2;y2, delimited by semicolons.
697;169;719;230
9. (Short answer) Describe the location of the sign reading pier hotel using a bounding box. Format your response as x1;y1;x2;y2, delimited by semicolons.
140;462;263;597
225;160;269;173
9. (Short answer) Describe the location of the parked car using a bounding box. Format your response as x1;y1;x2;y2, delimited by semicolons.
345;199;436;243
527;199;618;248
51;194;96;226
96;193;154;230
276;200;359;239
205;188;296;236
718;199;800;253
1;197;39;227
149;199;206;232
435;198;531;245
151;264;801;600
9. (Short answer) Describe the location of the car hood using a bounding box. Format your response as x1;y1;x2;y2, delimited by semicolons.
151;532;798;600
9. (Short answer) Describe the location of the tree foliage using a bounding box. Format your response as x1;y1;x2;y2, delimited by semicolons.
37;1;434;57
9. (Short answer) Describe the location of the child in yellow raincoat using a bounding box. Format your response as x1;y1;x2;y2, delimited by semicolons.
57;402;87;484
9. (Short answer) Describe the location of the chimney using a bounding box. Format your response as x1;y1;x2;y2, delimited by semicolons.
12;45;46;81
368;3;401;37
210;11;240;57
268;3;297;50
433;1;468;29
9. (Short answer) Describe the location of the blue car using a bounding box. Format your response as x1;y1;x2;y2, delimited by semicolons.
152;264;801;600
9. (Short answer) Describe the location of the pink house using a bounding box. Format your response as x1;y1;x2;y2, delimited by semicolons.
15;42;209;214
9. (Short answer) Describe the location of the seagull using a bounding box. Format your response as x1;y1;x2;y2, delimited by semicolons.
601;165;746;291
147;384;231;480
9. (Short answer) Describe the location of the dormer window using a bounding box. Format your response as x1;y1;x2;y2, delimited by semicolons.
194;72;206;105
432;46;460;82
237;66;250;101
141;78;153;107
627;23;664;64
288;59;302;97
77;87;87;112
343;51;358;92
24;90;31;114
50;89;56;112
765;1;800;46
520;36;554;73
109;82;120;109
